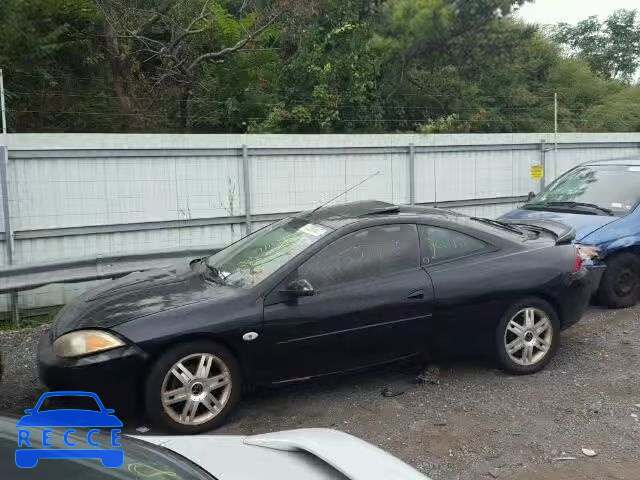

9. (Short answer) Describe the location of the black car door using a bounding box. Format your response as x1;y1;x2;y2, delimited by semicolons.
418;224;504;347
259;223;434;383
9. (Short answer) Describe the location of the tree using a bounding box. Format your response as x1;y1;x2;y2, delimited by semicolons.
581;86;640;132
0;0;117;132
94;0;283;131
2;0;640;134
551;9;640;83
373;0;555;133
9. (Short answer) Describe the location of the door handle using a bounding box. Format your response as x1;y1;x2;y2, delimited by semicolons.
407;290;425;300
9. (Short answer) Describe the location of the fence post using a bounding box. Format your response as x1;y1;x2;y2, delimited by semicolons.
408;143;416;205
242;145;253;234
0;144;19;324
539;139;547;191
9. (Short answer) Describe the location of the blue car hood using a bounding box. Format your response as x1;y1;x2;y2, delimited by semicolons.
501;209;619;241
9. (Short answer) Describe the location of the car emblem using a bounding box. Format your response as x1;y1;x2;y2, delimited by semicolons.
242;332;259;341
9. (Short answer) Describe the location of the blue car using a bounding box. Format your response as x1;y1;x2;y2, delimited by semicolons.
15;391;123;468
501;158;640;308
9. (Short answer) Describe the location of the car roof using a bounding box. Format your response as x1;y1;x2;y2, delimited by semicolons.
297;200;465;229
295;201;528;245
583;157;640;167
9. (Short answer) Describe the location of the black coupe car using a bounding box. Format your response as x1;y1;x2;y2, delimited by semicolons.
39;201;593;433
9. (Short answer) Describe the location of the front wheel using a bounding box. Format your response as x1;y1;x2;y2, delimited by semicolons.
596;253;640;309
144;340;241;434
495;299;560;375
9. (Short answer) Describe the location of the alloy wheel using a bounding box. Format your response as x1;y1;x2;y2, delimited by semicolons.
161;353;232;426
503;307;553;367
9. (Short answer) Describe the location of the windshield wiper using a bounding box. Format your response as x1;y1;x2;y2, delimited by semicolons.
471;217;525;235
200;259;226;284
525;201;614;216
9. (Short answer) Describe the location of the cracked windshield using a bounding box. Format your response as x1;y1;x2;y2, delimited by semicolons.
533;165;640;215
205;219;330;287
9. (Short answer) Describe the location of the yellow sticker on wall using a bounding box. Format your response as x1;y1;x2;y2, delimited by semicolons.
530;165;544;180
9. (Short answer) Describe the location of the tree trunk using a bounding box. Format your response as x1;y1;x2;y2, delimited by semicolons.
178;87;192;133
103;23;140;129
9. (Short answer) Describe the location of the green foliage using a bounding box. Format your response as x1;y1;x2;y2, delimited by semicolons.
582;87;640;132
0;0;117;131
551;9;640;83
0;0;638;133
255;6;384;132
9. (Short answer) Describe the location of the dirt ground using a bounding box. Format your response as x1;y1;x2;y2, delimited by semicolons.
1;306;639;480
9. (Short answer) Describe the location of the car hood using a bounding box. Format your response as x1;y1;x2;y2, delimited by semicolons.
51;263;234;338
137;428;428;480
501;208;618;241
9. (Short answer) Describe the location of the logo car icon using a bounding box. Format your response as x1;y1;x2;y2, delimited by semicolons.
15;391;124;468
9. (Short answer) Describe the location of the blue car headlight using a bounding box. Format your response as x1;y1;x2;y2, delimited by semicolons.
53;330;125;358
576;245;600;261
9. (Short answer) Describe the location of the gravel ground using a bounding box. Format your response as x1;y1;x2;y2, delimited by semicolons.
1;307;639;480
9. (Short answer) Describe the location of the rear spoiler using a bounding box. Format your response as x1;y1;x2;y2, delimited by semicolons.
501;218;576;244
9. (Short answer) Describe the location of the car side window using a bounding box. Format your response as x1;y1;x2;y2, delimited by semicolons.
298;224;419;290
419;225;489;265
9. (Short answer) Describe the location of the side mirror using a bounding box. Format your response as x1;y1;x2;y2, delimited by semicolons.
280;279;315;297
23;409;34;415
527;191;536;202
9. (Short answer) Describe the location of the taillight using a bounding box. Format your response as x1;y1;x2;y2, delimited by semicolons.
571;246;584;273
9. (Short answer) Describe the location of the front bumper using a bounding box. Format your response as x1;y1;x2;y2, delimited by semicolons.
38;331;147;413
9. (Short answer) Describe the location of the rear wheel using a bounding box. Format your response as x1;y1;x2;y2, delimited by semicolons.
144;340;241;434
495;298;560;375
596;253;640;309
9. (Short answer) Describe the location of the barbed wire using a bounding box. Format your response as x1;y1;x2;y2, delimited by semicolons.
7;92;557;114
11;109;582;124
5;72;561;101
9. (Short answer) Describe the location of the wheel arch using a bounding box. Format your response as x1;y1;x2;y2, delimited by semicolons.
531;292;567;327
496;293;561;326
140;333;249;392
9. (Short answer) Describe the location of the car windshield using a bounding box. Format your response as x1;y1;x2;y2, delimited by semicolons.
529;164;640;216
205;217;331;288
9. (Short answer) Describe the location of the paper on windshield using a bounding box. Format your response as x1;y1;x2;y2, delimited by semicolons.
299;223;328;237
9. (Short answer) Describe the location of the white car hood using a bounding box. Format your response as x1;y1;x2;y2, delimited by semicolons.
136;428;428;480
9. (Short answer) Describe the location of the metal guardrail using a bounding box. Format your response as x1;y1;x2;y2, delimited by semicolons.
0;246;221;295
0;196;529;297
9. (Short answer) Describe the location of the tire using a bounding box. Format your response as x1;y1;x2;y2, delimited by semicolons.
144;340;241;434
596;253;640;309
495;298;560;375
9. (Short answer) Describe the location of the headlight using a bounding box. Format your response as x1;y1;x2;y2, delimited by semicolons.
53;330;125;358
576;245;600;261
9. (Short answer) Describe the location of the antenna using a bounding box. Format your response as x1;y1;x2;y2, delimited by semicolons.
310;171;381;215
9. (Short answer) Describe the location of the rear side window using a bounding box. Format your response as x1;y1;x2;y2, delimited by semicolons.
419;225;490;265
299;224;420;289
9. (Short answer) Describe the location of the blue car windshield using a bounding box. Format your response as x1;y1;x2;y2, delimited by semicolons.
532;164;640;216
